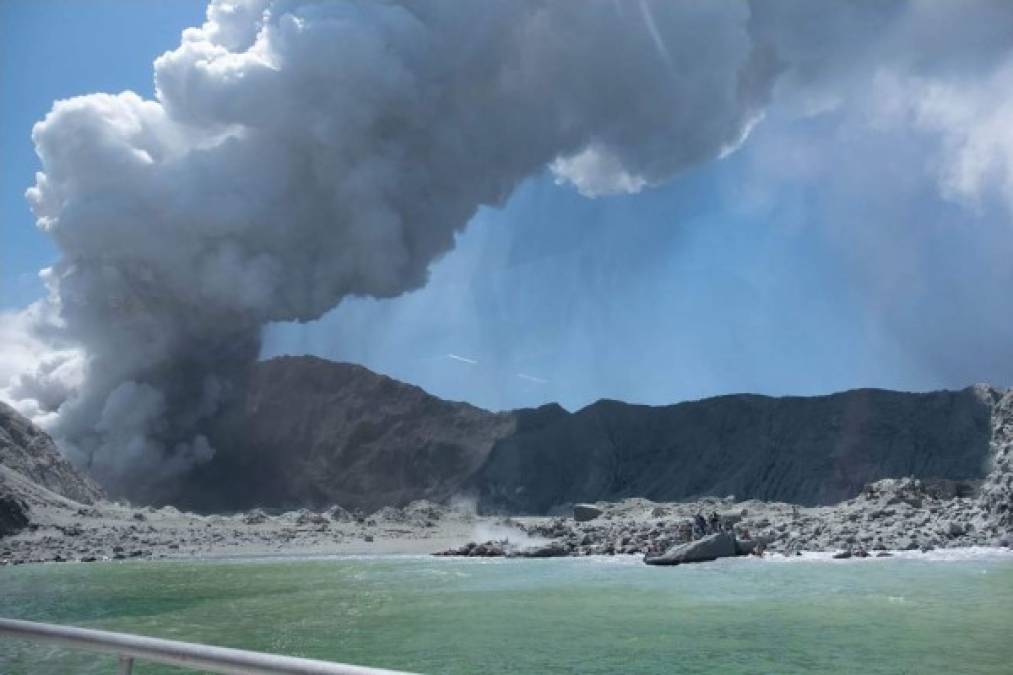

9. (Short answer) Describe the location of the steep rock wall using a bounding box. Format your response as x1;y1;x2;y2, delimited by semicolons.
472;387;995;513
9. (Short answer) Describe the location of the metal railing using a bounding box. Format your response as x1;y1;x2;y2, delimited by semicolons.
0;617;418;675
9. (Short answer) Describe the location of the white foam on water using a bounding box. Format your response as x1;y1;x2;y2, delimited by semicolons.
761;546;1013;564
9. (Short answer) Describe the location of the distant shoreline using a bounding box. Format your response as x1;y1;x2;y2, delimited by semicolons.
3;477;1010;567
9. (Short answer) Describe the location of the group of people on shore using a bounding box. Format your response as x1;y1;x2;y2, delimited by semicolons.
665;511;742;542
692;511;732;539
688;512;753;539
645;511;761;556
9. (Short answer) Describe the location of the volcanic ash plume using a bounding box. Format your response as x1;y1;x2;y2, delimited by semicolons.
7;0;1013;500
2;0;777;500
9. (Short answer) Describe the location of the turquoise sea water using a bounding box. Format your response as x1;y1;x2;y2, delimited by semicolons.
1;551;1012;674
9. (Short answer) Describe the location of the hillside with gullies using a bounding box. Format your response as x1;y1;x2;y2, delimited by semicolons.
0;402;104;506
151;357;1009;533
177;356;518;513
471;385;997;513
1;401;104;536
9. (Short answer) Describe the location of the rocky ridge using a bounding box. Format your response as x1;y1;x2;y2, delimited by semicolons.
177;356;515;512
471;385;997;512
165;357;1006;515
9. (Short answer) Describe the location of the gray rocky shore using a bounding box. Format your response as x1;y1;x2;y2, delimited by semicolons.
1;476;1011;565
433;476;1010;562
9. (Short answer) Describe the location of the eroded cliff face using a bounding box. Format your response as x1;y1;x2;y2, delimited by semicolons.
174;356;516;512
980;388;1013;536
471;387;998;513
0;402;104;505
98;356;1007;517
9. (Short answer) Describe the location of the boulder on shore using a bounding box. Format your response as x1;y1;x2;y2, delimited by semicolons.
0;495;29;538
510;541;570;558
734;537;765;556
644;532;737;566
574;504;603;522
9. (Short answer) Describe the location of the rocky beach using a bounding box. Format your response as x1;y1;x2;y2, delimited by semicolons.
2;475;1010;566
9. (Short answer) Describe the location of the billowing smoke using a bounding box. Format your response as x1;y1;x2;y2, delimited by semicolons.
5;0;775;499
6;0;1013;500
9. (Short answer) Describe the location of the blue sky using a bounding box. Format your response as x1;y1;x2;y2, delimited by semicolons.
1;0;205;308
4;1;1013;415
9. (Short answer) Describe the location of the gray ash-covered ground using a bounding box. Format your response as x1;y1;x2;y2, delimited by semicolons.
437;477;1009;559
1;474;1010;565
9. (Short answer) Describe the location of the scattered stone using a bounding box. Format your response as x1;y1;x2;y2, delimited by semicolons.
242;509;268;525
511;542;569;558
734;538;765;556
326;505;354;522
295;510;328;526
573;504;604;522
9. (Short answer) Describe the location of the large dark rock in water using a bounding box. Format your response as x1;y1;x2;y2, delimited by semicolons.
164;356;1000;514
0;402;104;504
644;532;738;565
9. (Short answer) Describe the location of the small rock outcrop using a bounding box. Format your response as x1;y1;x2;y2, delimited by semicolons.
434;540;508;557
0;495;29;537
573;504;603;522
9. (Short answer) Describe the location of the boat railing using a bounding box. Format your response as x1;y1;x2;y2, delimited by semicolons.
0;617;417;674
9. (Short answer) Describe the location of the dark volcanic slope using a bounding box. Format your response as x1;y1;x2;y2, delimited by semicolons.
169;356;999;514
178;356;515;512
472;387;996;513
0;402;104;505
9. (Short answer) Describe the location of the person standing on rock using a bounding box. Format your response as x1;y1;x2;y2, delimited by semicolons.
678;520;692;542
709;511;721;534
694;513;707;538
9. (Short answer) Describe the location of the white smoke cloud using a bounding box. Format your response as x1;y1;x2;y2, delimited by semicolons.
0;294;85;429
6;0;1013;500
551;146;649;198
897;65;1013;213
6;0;772;499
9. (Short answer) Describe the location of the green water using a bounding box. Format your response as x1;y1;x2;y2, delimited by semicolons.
2;552;1012;674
